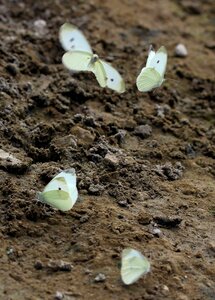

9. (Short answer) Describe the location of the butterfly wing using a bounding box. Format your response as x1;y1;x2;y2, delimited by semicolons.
62;51;93;72
59;23;92;53
63;169;78;206
121;248;150;285
147;46;167;78
90;60;107;88
39;170;78;211
100;60;125;93
146;45;156;67
136;67;162;92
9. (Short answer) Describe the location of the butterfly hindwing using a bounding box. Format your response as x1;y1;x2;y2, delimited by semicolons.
62;51;93;72
59;23;92;53
136;67;162;92
91;60;107;88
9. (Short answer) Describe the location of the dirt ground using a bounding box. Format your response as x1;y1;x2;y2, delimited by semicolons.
0;0;215;299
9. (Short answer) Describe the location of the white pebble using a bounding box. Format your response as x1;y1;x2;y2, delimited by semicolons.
94;273;106;282
163;285;169;292
175;44;188;57
34;19;47;36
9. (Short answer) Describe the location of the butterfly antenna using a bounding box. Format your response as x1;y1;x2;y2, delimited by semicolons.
148;44;154;54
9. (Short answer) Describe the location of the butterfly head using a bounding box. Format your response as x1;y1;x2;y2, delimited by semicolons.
90;54;99;64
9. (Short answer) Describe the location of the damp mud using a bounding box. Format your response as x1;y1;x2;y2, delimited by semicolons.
0;0;215;299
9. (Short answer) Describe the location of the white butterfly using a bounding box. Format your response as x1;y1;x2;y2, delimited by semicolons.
136;45;167;92
121;248;150;285
38;168;78;212
59;23;125;93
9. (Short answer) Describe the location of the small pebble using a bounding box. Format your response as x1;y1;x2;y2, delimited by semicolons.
94;273;106;282
175;44;188;57
114;130;127;143
88;184;104;195
55;291;64;300
73;114;83;123
162;285;169;292
104;153;119;168
34;19;47;36
34;260;43;270
5;64;18;76
134;124;152;139
152;228;162;237
84;116;97;127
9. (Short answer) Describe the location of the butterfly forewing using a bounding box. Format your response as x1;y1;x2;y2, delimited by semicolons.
100;60;125;93
148;46;167;77
63;169;78;206
146;47;156;67
59;23;92;53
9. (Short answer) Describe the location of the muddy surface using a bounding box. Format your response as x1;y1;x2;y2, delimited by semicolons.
0;0;215;299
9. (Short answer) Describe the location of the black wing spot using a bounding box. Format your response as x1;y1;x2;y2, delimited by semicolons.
58;187;62;190
110;78;114;82
70;38;75;42
157;60;160;63
71;45;75;49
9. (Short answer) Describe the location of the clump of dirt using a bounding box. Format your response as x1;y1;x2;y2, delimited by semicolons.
0;0;215;299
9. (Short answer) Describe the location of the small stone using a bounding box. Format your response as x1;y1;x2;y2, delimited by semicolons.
134;124;152;139
47;260;73;272
58;261;73;272
207;241;215;254
152;228;162;237
153;216;182;228
6;64;18;76
0;149;29;172
154;162;184;180
55;291;64;300
117;199;128;207
34;19;47;36
94;273;106;282
88;184;104;195
87;153;103;163
73;114;83;123
175;44;188;57
55;292;76;300
162;285;169;292
80;214;89;223
104;153;119;168
114;130;127;144
176;293;189;300
156;104;170;118
70;126;95;146
34;260;43;270
84;116;97;127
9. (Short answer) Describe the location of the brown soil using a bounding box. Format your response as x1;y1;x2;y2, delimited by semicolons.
0;0;215;299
